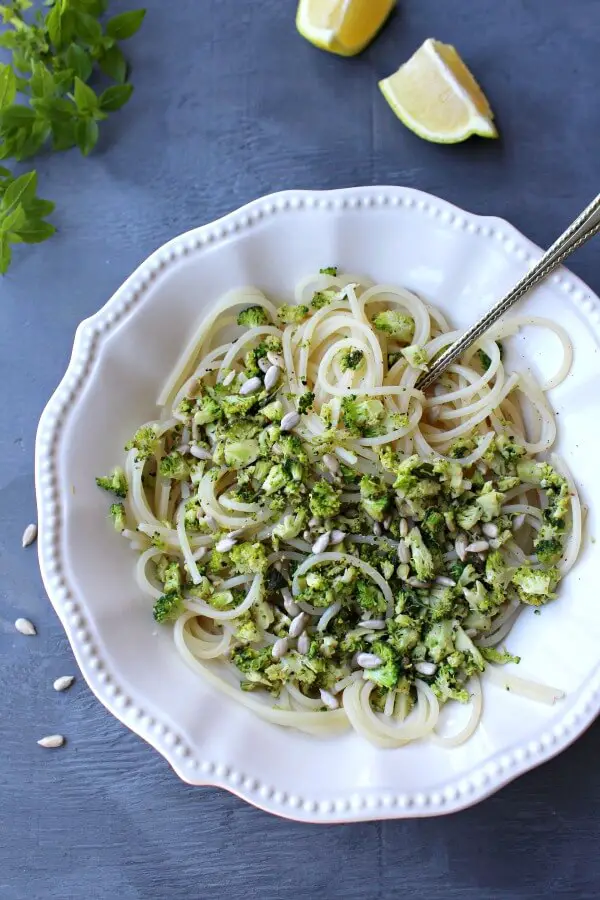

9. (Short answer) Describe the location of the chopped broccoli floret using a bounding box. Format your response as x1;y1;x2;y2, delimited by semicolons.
319;266;338;276
421;510;445;545
153;591;184;624
261;400;283;422
401;344;429;371
356;579;386;615
232;646;274;686
362;642;401;690
273;509;308;541
261;464;287;494
426;586;455;621
311;289;336;309
237;306;269;327
405;526;435;582
425;620;455;663
484;550;510;591
309;480;341;518
159;451;190;481
157;559;181;594
456;504;482;531
511;566;560;606
229;543;268;575
359;475;389;522
340;348;364;371
481;647;521;665
277;304;309;324
387;616;420;654
109;502;126;532
125;425;159;461
393;455;440;505
475;483;505;522
96;467;128;498
297;391;315;414
431;663;470;704
341;396;385;437
224;439;260;468
534;533;563;565
371;310;414;342
195;396;222;425
220;393;260;420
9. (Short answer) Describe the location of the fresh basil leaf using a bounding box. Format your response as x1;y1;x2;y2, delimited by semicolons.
98;43;127;83
106;9;146;41
26;197;55;218
0;104;37;128
16;218;56;243
0;202;27;234
99;83;133;112
75;116;98;156
73;76;98;114
0;233;12;274
0;64;17;110
51;118;77;151
29;62;57;99
66;43;93;82
47;5;76;50
0;170;37;213
73;10;103;47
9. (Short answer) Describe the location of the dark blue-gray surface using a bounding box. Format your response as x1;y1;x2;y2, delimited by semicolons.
1;1;599;898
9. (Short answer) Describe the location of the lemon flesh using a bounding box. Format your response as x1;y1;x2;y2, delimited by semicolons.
297;0;395;57
379;38;497;143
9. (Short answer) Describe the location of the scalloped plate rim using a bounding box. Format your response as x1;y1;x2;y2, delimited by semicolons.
35;185;600;824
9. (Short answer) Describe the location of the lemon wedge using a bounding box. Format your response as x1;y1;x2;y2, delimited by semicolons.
379;38;497;143
297;0;395;57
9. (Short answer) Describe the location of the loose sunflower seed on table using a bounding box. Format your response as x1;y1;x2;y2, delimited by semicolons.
37;735;65;749
21;523;38;548
15;617;36;636
53;675;75;692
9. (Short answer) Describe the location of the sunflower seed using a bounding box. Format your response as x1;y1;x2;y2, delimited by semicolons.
15;618;36;636
53;676;75;692
215;536;237;553
465;628;478;638
264;364;281;391
414;661;437;676
482;523;499;539
190;444;213;461
462;479;472;491
289;612;310;638
397;540;410;564
399;517;408;538
282;589;300;617
373;522;382;537
408;578;431;589
465;540;490;554
308;517;320;529
222;369;237;385
329;529;346;545
267;350;284;368
356;652;383;669
280;411;300;432
239;376;262;396
21;523;38;548
311;531;331;554
319;689;339;710
383;515;392;531
455;534;468;562
257;357;271;374
176;444;190;455
322;453;340;474
272;637;289;659
360;619;386;630
489;538;501;550
513;514;526;530
435;576;456;587
297;632;311;654
37;734;65;749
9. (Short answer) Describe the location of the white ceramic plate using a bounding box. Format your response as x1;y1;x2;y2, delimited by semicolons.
36;187;600;823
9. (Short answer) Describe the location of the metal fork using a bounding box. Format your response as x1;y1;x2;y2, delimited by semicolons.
415;193;600;391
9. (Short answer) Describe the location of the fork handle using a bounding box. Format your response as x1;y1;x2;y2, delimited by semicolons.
415;193;600;391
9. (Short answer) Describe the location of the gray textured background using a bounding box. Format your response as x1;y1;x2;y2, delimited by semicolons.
1;1;599;898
